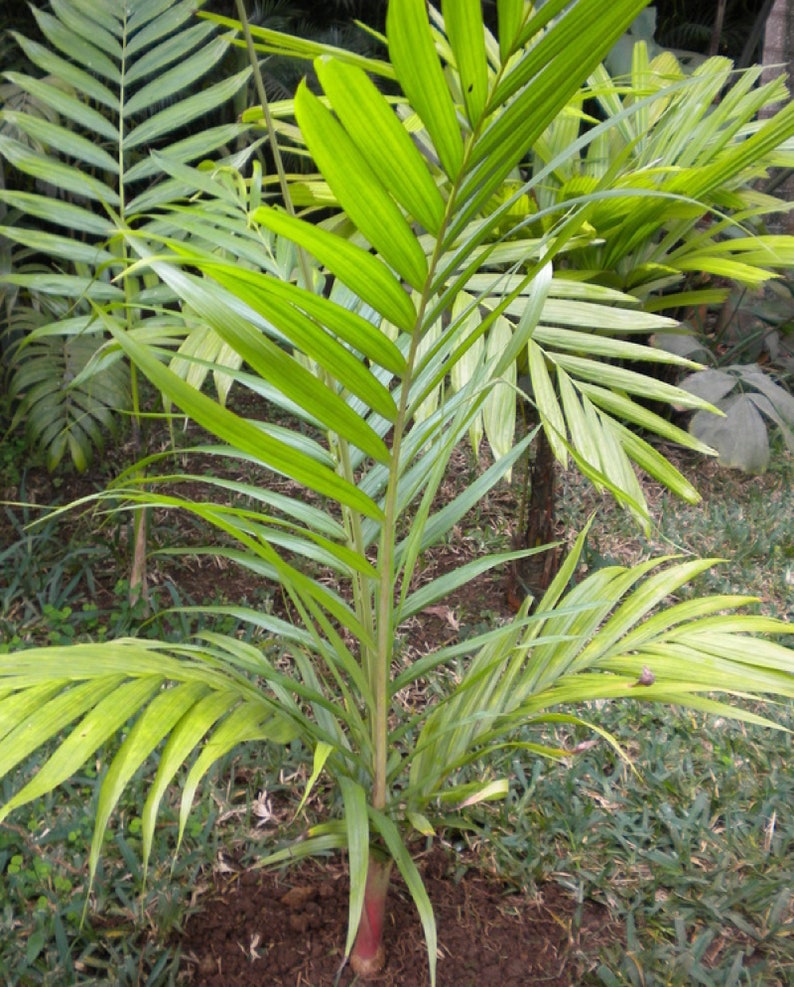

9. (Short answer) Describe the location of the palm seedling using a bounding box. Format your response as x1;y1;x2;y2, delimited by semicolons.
509;40;794;574
2;2;794;983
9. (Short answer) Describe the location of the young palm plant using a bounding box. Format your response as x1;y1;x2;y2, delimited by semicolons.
234;4;794;539
483;41;794;582
2;2;794;983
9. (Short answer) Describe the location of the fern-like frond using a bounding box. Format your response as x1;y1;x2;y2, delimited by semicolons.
0;0;252;469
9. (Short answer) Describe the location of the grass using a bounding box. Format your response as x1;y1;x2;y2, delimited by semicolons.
0;466;263;652
0;442;793;984
481;699;794;986
0;743;254;986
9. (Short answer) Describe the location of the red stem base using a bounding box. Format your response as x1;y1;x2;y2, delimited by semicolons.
350;857;392;978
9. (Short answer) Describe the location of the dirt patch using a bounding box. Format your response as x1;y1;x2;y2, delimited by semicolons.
179;849;618;986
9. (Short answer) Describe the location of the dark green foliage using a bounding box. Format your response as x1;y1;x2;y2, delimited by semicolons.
0;0;251;472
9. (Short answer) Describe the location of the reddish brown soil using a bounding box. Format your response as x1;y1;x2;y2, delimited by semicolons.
179;849;618;986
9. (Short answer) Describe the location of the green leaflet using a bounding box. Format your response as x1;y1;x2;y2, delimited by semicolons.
104;309;385;521
177;701;299;847
495;0;526;62
116;257;392;463
0;678;163;825
1;111;119;171
0;190;116;236
314;58;446;236
441;0;489;126
0;134;119;205
127;21;218;80
206;13;396;81
253;207;418;333
339;777;370;957
295;80;428;291
387;0;464;177
482;314;516;461
141;687;242;873
13;32;118;108
203;263;406;376
89;681;211;885
203;263;399;420
125;68;252;149
0;226;116;265
123;35;230;116
3;71;118;139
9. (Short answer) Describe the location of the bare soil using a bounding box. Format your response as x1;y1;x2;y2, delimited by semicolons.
179;848;617;986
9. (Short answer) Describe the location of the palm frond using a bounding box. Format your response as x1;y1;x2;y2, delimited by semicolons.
0;0;252;469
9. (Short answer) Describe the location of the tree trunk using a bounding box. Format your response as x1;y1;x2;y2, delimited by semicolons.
763;0;794;80
708;0;727;56
128;505;149;610
507;426;560;610
761;0;794;233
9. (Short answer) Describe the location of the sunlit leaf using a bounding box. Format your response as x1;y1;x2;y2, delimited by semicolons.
314;58;446;236
296;79;428;290
339;777;369;957
441;0;488;125
252;207;417;333
387;0;464;177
